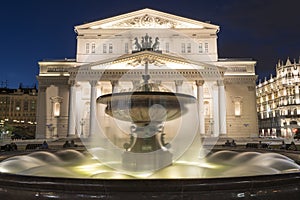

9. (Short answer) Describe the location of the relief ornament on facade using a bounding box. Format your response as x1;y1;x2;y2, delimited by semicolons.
113;14;178;29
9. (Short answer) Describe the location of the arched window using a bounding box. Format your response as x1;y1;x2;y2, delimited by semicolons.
53;102;60;117
50;96;63;118
234;101;241;116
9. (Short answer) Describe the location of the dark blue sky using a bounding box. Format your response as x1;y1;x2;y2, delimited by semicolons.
0;0;299;88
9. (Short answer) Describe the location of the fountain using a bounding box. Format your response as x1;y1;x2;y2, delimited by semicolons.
1;51;300;199
96;59;197;173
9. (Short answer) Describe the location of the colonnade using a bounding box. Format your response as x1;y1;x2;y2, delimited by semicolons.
66;79;227;138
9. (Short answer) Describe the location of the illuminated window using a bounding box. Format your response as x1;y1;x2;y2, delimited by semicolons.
91;43;95;53
85;43;90;54
235;101;241;116
53;102;60;117
50;97;63;118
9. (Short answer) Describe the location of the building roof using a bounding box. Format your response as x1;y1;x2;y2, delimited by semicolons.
74;8;219;32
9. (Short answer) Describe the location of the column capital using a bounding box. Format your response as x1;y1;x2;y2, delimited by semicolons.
110;80;119;86
38;85;47;92
89;80;99;87
175;80;183;86
217;80;224;86
69;80;80;87
195;80;204;86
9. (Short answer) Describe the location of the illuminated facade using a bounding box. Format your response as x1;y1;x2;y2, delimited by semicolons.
257;57;300;138
36;8;258;139
0;86;37;135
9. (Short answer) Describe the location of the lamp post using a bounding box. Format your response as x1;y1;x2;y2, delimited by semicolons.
80;119;85;137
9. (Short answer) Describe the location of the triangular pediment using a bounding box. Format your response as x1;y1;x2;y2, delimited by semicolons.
74;50;223;71
75;8;219;30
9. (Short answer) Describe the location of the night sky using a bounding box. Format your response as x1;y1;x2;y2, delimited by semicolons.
0;0;299;88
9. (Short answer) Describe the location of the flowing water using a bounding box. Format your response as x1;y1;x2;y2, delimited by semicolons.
1;149;299;179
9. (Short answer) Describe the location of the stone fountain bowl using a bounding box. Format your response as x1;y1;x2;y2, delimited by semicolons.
97;91;196;125
0;150;300;200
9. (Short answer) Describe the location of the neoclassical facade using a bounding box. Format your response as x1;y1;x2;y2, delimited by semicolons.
36;8;258;139
257;57;300;138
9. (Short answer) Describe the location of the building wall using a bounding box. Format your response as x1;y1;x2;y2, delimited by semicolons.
0;87;37;137
76;29;218;63
36;9;258;139
225;78;258;137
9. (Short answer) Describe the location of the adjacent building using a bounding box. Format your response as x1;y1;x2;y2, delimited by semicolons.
36;8;258;139
257;57;300;138
0;86;37;136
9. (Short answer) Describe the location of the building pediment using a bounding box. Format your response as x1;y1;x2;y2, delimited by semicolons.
75;8;219;31
69;50;226;82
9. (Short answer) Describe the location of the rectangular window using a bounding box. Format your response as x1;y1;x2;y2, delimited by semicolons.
109;43;113;53
31;101;36;111
103;44;107;53
187;43;191;53
24;101;28;111
181;43;185;53
91;43;95;53
235;102;241;116
85;43;90;54
125;43;129;53
165;42;169;53
205;42;209;53
199;43;203;53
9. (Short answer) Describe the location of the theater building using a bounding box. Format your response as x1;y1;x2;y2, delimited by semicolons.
36;8;258;139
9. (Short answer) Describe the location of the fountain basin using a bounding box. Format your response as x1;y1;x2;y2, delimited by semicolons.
97;91;196;125
0;149;300;199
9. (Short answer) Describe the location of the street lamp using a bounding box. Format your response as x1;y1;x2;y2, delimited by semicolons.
80;119;85;136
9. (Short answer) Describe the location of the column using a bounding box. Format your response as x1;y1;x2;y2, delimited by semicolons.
196;80;205;135
111;80;119;93
295;85;300;104
132;80;140;90
89;80;98;137
57;84;70;137
35;85;47;139
67;81;77;137
175;80;183;93
218;80;227;135
212;82;219;137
